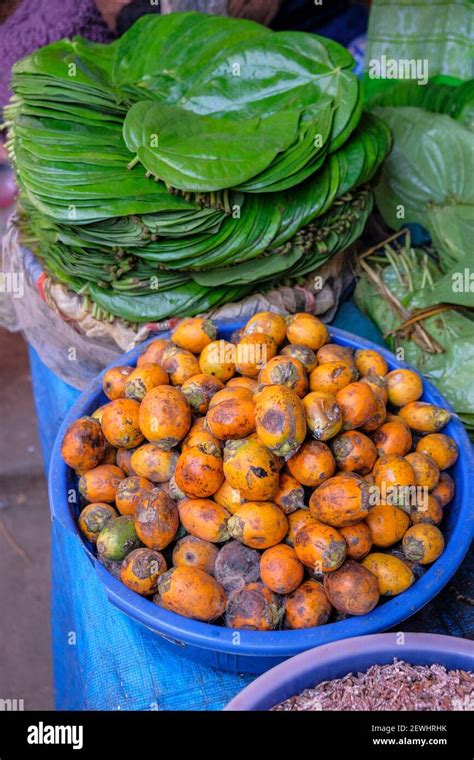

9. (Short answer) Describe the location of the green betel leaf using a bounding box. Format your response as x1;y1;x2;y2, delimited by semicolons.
8;12;380;324
124;102;300;191
112;12;270;98
180;29;354;118
236;97;335;192
368;78;474;131
374;107;474;268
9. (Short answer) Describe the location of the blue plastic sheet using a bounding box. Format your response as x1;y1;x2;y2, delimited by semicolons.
30;302;473;710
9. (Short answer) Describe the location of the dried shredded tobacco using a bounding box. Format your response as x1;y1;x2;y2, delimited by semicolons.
271;659;474;711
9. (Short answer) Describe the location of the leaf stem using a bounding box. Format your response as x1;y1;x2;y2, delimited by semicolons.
127;156;140;170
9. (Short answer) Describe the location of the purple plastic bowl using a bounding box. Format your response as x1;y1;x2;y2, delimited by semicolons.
225;632;474;710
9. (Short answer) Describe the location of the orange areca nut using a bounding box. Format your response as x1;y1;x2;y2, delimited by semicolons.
228;502;288;549
415;433;458;470
79;464;125;503
213;479;246;514
91;403;110;424
360;372;388;404
339;522;372;560
168;475;186;502
386;369;423;406
102;365;134;400
365;504;410;548
181;417;221;451
255;384;306;459
160;346;201;386
273;472;305;514
360;396;387;433
431;472;455;506
373;454;416;506
171;317;217;354
174;443;224;498
226;376;259;394
372;418;412;457
309;473;370;527
309;361;358;394
78;503;117;543
223;438;279;500
130;444;177;483
100;443;117;465
285;509;319;546
115;476;154;516
180;373;224;414
137;338;172;368
101;398;144;449
284;580;332;629
206;397;256;440
362;553;414;596
259;355;308;398
287;440;336;487
199;339;236;381
172;536;219;575
410;494;443;526
243;311;287;346
331;430;377;475
178;498;230;543
316;343;354;367
402;524;445;564
124;364;169;401
399;402;451;433
120;548;167;596
294;521;347;572
139;385;191;448
280;344;318;373
157;566;227;622
260;544;304;594
235;333;277;377
323;560;380;615
61;416;106;473
302;391;342;441
286;313;330;350
225;582;283;630
134;488;179;550
354;349;388;378
116;447;138;476
405;452;440;490
208;386;253;408
335;381;377;430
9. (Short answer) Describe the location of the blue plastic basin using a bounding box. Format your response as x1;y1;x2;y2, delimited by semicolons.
224;632;474;709
48;322;474;674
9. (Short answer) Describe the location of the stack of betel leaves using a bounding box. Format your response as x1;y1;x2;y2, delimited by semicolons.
355;80;474;438
3;12;391;323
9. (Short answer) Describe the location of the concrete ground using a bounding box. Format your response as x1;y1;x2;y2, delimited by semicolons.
0;327;54;710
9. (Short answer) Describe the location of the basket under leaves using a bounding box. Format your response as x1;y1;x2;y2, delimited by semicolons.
4;12;391;322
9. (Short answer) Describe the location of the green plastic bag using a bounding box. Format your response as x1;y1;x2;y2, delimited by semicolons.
364;0;474;101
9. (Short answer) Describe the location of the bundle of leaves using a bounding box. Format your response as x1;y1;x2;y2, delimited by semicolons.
369;79;474;130
371;95;473;270
4;12;391;322
354;234;474;437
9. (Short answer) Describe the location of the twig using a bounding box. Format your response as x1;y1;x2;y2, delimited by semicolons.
356;230;447;353
358;229;409;260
